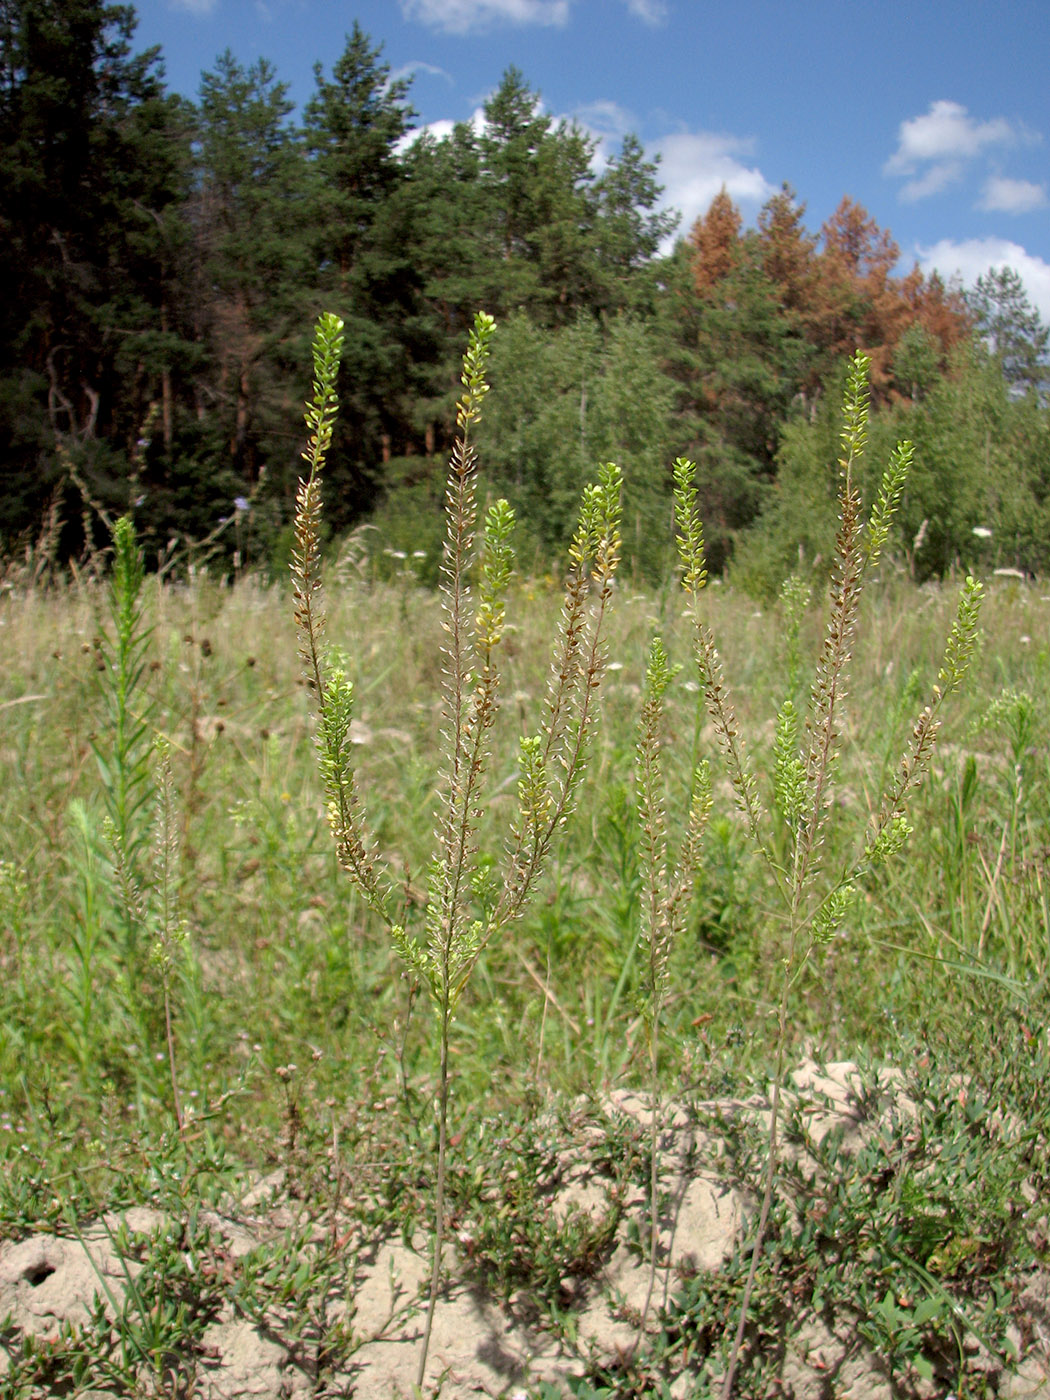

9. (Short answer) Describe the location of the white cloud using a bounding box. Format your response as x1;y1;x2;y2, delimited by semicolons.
916;237;1050;324
395;107;487;155
398;119;455;150
899;160;964;202
569;100;635;172
885;100;1028;203
979;176;1048;214
625;0;669;23
652;131;774;247
573;100;634;140
169;0;219;13
388;61;454;89
886;100;1014;172
399;0;569;32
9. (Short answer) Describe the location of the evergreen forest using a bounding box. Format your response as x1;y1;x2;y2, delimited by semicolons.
2;0;1048;587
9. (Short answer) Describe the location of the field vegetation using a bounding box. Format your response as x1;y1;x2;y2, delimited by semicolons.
0;322;1047;1396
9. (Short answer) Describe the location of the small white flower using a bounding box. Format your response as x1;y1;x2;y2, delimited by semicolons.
972;526;992;539
234;496;251;513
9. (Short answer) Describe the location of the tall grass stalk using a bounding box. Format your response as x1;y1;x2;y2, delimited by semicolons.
669;354;984;1399
66;799;109;1079
87;516;193;1123
972;687;1041;972
635;637;712;1329
293;311;622;1390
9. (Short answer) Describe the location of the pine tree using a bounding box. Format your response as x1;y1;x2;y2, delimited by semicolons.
593;133;678;312
303;23;413;295
299;25;423;526
0;0;186;540
967;266;1050;395
687;187;742;294
190;51;313;492
477;68;598;323
394;123;489;451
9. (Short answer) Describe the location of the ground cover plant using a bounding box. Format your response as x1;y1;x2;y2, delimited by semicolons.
0;317;1046;1398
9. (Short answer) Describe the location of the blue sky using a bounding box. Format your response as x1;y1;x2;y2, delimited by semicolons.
135;0;1050;319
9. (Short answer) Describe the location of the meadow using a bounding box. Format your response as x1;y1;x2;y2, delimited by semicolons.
0;533;1047;1396
0;320;1046;1399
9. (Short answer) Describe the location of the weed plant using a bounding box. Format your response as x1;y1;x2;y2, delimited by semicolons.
634;636;712;1329
293;310;623;1387
666;358;985;1400
624;353;985;1396
650;1028;1047;1397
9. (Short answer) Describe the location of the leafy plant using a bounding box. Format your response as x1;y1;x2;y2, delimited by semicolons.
453;1109;627;1309
293;309;623;1388
655;1032;1046;1397
669;353;984;1397
94;515;155;908
61;515;158;1093
111;735;192;1133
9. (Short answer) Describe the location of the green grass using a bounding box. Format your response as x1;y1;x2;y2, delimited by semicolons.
0;564;1047;1396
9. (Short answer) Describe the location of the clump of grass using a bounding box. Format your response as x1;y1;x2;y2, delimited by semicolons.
293;310;622;1388
62;515;160;1097
667;353;983;1397
111;735;192;1135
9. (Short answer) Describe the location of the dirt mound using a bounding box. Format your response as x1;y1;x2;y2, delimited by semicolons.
1;1063;1047;1398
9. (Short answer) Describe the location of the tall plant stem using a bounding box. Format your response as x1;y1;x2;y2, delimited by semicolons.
640;1021;662;1329
163;981;184;1137
417;996;451;1390
721;914;799;1400
296;311;621;1395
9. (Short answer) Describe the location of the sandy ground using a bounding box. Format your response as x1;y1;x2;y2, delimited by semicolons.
2;1061;1048;1398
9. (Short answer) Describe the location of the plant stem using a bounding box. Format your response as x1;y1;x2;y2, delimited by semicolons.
641;1021;661;1329
417;995;451;1391
721;917;797;1400
163;980;184;1137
